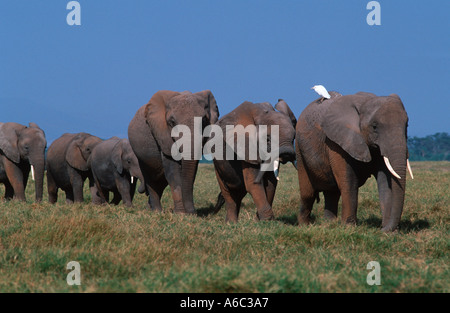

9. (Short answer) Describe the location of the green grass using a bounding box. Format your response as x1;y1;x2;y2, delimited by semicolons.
0;162;448;292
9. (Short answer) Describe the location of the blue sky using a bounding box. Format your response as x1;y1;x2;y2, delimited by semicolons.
1;0;449;144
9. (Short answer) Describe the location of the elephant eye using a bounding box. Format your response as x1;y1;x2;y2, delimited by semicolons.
372;123;378;132
168;116;176;128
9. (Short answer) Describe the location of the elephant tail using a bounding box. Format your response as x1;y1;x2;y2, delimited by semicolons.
212;192;225;214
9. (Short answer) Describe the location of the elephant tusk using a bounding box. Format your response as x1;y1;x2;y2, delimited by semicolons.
383;156;401;179
407;159;414;180
131;176;134;184
31;165;35;181
274;159;280;181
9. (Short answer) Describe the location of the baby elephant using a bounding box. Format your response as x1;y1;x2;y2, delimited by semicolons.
88;137;144;207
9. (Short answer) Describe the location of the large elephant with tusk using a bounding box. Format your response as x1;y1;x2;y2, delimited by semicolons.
212;99;297;222
0;122;47;202
296;91;413;232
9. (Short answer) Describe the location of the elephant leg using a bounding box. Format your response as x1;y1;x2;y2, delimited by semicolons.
111;191;122;205
101;188;110;204
4;180;14;200
146;179;167;212
297;167;315;225
116;177;132;207
323;190;340;220
340;188;358;225
47;170;58;204
65;189;74;204
214;170;245;221
3;158;26;201
69;170;84;203
222;190;243;223
161;157;185;213
329;149;359;225
89;177;103;205
242;164;274;221
264;172;278;207
334;170;359;225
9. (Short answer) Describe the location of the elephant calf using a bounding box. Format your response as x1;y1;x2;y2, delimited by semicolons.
46;132;102;204
88;137;144;207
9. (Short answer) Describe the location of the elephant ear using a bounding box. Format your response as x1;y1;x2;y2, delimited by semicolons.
321;97;371;163
112;140;124;174
0;123;25;163
28;122;40;129
66;135;89;171
275;99;297;128
145;90;181;157
196;90;220;125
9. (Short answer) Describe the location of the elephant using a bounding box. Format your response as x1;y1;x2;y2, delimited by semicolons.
0;122;47;202
128;90;219;214
212;99;297;222
295;91;413;232
88;137;145;207
46;132;103;204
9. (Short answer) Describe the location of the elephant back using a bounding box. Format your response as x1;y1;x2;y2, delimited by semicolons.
298;91;342;132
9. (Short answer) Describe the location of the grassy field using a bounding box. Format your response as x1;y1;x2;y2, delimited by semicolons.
0;162;448;293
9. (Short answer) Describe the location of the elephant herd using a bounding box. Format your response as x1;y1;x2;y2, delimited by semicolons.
0;89;412;232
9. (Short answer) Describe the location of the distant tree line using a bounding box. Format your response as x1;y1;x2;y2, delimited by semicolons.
408;132;450;161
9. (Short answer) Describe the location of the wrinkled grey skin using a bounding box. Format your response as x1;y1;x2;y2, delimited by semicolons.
128;90;219;214
88;137;145;207
0;122;47;202
296;91;410;232
212;99;297;222
46;132;102;204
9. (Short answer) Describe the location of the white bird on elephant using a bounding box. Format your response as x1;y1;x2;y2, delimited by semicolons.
311;85;331;103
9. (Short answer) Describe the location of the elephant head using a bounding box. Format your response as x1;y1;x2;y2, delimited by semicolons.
0;122;47;201
66;133;102;171
112;138;145;191
144;90;220;212
217;99;297;181
320;92;411;231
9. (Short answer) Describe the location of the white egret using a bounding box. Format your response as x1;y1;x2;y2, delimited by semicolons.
311;85;331;103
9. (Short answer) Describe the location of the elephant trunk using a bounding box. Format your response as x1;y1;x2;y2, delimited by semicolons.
181;159;199;214
30;156;45;202
254;145;296;183
278;145;296;164
380;149;407;232
131;168;145;194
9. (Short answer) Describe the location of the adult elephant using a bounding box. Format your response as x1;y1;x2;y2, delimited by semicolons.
0;122;47;202
46;132;102;204
128;90;219;214
212;99;297;222
88;137;145;207
296;91;413;232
